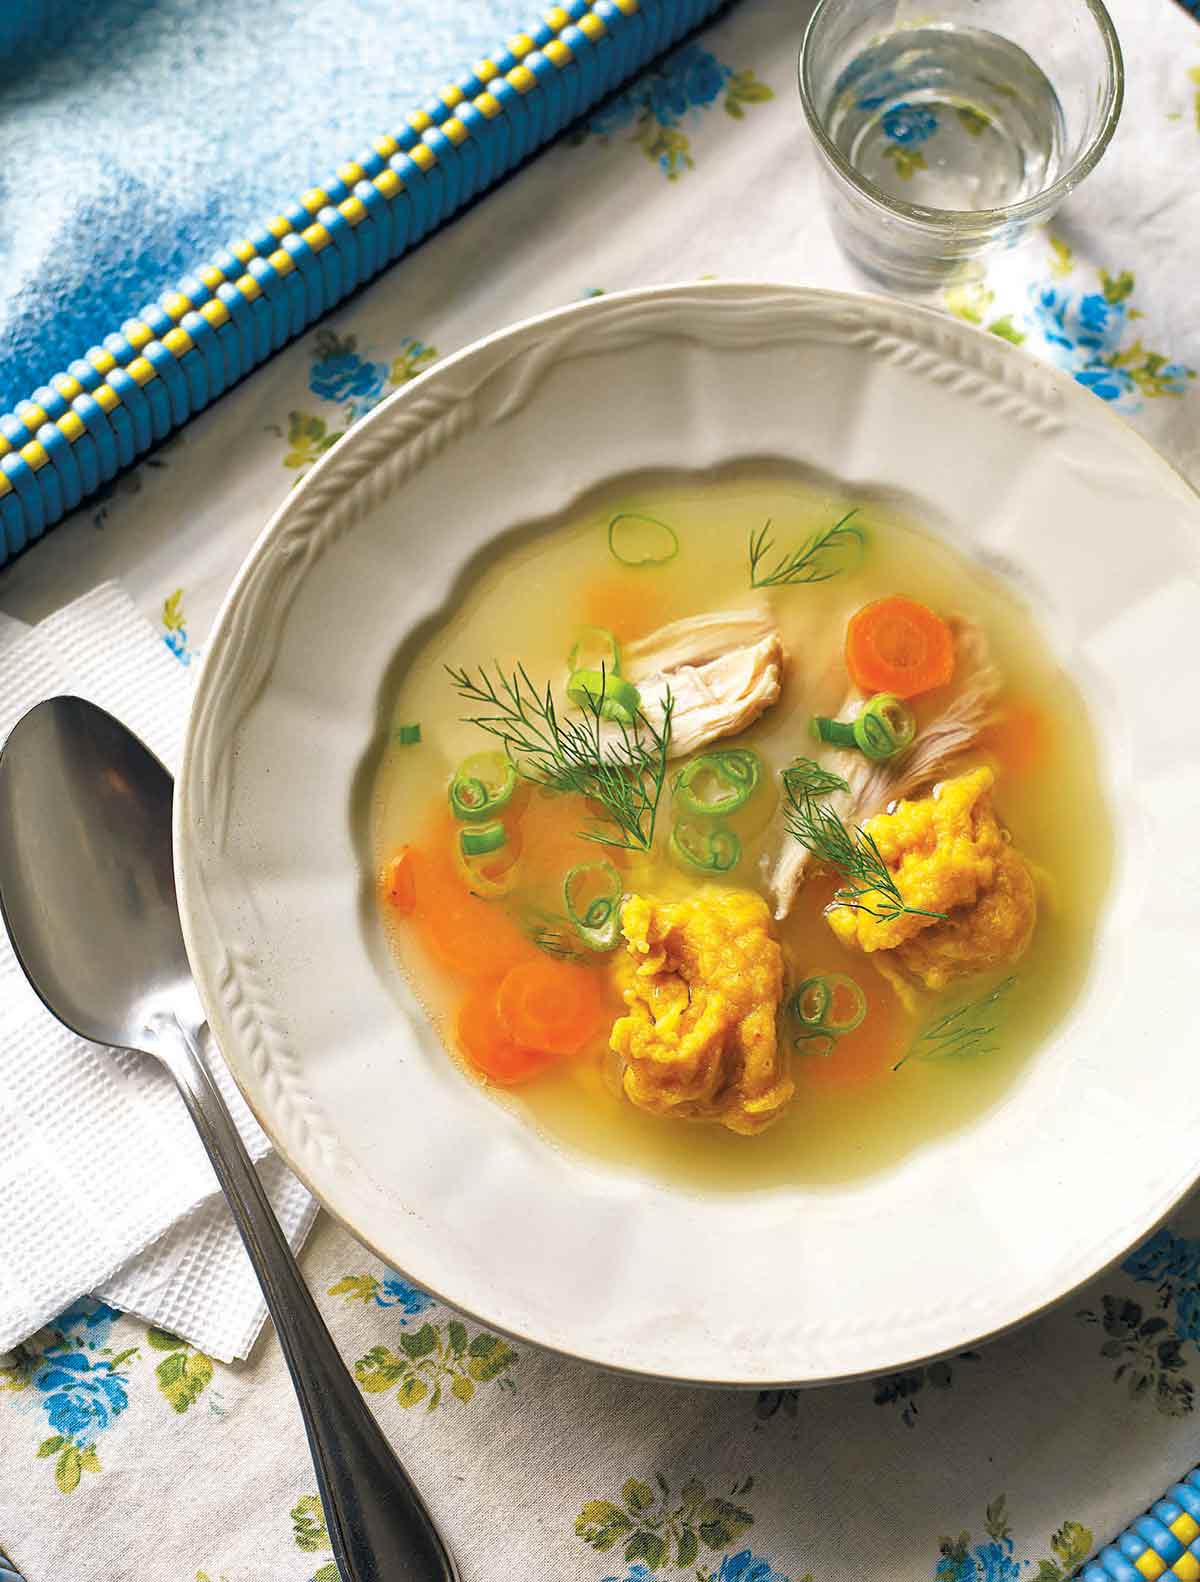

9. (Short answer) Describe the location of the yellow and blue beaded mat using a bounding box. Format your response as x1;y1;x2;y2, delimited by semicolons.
1082;1472;1200;1581
0;0;723;566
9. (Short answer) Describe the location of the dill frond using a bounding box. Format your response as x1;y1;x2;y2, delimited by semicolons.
517;907;585;961
894;977;1017;1069
748;509;865;589
781;758;850;802
781;757;946;924
447;662;672;852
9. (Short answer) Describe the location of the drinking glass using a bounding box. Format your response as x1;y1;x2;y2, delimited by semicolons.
799;0;1124;288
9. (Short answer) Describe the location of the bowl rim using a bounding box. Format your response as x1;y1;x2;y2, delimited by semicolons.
176;278;1200;1388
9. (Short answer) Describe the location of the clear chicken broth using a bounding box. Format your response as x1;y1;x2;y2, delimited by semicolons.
371;466;1112;1190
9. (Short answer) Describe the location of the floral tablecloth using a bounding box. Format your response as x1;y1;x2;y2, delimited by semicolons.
2;2;1200;1578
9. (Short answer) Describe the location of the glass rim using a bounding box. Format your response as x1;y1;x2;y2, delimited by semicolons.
797;0;1125;229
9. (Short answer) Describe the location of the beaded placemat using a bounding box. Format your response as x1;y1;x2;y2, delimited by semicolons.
0;0;721;567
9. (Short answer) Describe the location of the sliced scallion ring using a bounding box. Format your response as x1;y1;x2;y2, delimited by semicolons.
811;715;856;749
566;668;642;726
788;973;867;1041
448;752;518;822
456;854;517;899
792;976;831;1027
567;626;621;676
564;860;624;952
607;511;679;568
793;1030;838;1059
717;748;760;788
459;820;507;857
854;693;917;760
669;818;741;873
454;822;518;898
811;693;917;762
673;749;762;816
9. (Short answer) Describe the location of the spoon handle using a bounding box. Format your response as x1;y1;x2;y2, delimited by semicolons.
151;1010;458;1582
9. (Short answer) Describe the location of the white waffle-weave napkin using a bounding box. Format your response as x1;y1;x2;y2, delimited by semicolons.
0;583;316;1363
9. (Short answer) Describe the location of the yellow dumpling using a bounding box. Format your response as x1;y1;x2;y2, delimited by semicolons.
825;766;1037;994
610;887;791;1135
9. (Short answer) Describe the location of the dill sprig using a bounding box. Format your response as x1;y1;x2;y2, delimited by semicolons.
782;759;851;803
748;508;865;589
447;661;672;852
894;977;1017;1070
517;906;585;961
781;757;946;924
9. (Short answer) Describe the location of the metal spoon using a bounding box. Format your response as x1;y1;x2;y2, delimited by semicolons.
0;696;457;1582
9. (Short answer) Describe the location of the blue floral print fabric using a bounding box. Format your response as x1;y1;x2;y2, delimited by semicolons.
573;41;773;179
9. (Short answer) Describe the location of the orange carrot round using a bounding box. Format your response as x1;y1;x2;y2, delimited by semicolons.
983;697;1046;778
495;958;606;1057
845;596;955;699
409;845;533;980
457;981;557;1084
580;575;661;644
380;847;417;914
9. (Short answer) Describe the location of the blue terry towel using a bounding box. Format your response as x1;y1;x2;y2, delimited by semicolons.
0;0;540;409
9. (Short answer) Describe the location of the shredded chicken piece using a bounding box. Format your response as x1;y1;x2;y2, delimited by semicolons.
622;608;777;677
766;618;1000;920
610;607;784;760
633;636;784;758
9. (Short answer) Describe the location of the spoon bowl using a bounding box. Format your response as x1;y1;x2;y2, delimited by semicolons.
0;696;187;1050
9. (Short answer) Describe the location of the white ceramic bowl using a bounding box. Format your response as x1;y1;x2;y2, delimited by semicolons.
177;283;1200;1386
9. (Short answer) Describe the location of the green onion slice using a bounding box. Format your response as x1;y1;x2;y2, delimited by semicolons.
607;512;679;568
670;818;741;873
789;974;867;1040
564;860;624;951
567;626;621;676
457;855;516;899
454;823;517;898
566;668;642;726
854;694;917;760
812;693;917;762
811;716;857;750
448;752;518;822
792;976;832;1027
459;820;507;857
395;723;421;746
718;748;760;788
674;749;762;816
793;1030;838;1059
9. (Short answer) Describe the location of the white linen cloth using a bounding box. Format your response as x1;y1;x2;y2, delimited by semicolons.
0;586;315;1363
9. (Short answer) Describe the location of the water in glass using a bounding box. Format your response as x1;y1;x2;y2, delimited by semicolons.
825;25;1067;213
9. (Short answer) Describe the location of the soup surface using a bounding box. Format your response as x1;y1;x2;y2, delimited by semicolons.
371;468;1112;1190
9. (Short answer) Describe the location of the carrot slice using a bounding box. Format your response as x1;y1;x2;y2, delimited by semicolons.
983;697;1046;778
457;980;558;1084
495;959;606;1056
579;575;661;644
845;596;955;699
380;847;416;914
409;844;533;980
